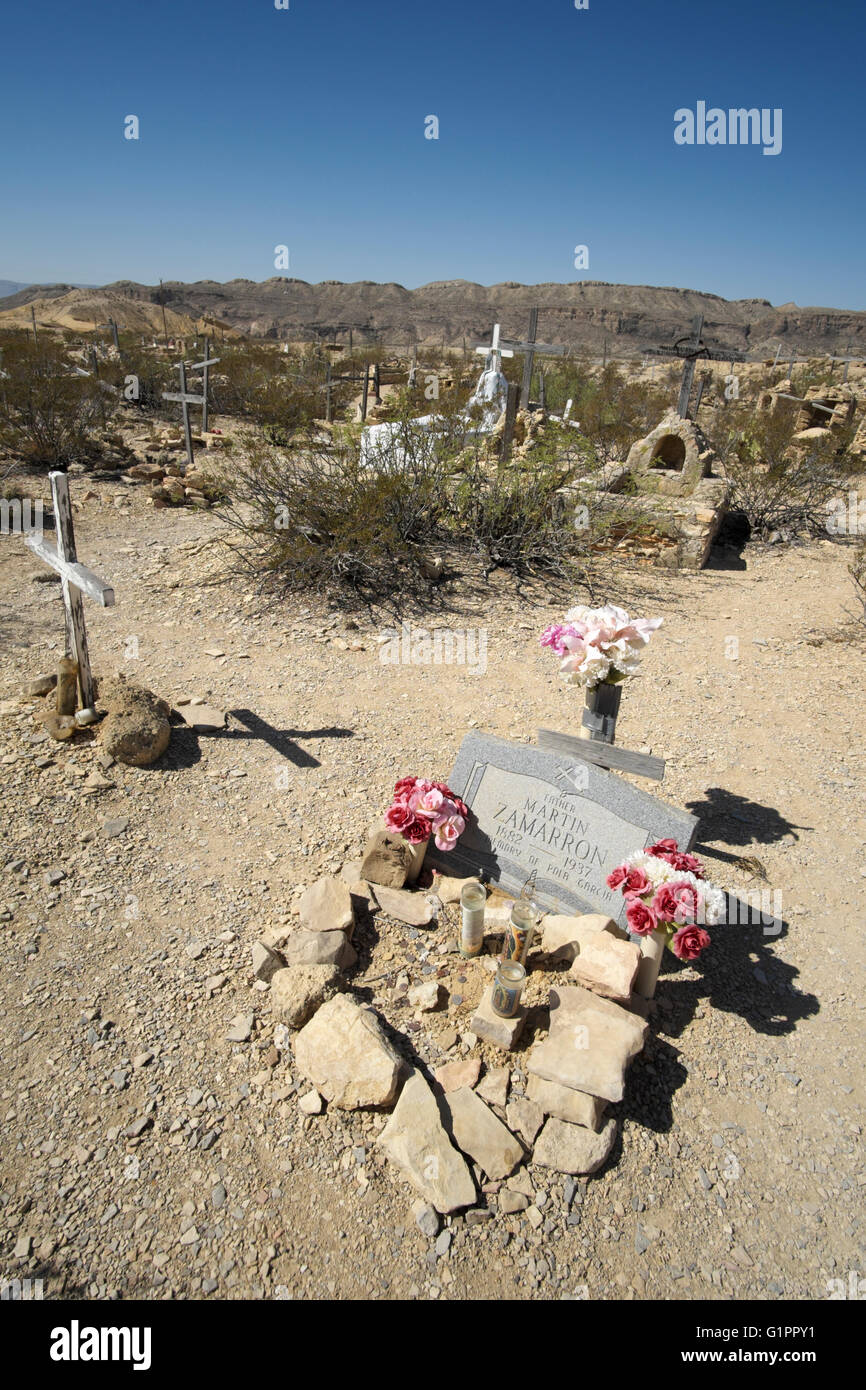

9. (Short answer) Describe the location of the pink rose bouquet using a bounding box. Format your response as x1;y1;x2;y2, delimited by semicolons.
384;777;469;852
605;839;725;960
541;603;663;690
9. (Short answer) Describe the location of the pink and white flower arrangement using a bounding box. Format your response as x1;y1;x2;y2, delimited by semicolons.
606;838;725;961
384;777;469;852
540;603;664;690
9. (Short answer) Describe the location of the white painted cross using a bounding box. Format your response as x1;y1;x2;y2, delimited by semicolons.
475;323;514;371
25;471;115;710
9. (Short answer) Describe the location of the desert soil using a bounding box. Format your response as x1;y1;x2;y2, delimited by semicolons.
1;475;864;1302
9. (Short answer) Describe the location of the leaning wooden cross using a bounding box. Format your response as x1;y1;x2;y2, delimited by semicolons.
25;471;115;711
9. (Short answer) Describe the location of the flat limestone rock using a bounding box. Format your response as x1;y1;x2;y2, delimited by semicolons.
527;985;647;1104
298;878;355;935
434;1057;481;1093
532;1116;617;1175
475;1065;510;1109
434;874;483;906
569;934;641;1003
271;964;338;1029
470;988;526;1051
251;941;283;982
179;704;225;732
526;1074;606;1131
442;1087;524;1180
377;1071;476;1214
540;913;626;963
408;980;442;1012
360;829;415;889
26;674;57;697
282;928;357;971
371;883;435;927
293;994;406;1110
506;1097;545;1147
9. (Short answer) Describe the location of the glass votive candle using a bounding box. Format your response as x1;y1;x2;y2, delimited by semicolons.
460;880;486;957
502;899;536;967
491;960;527;1018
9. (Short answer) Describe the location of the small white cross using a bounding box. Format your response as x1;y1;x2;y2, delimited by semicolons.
475;323;514;367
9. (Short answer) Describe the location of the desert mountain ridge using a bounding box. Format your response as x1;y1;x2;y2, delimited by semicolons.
1;277;864;357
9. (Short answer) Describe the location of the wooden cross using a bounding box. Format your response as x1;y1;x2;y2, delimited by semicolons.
650;316;744;418
25;472;115;710
675;315;705;418
96;318;120;352
163;347;221;467
773;393;837;415
186;338;220;434
824;353;861;384
537;728;665;782
500;308;568;409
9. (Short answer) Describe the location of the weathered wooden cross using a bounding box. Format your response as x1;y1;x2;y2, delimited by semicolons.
507;309;568;408
650;315;745;418
162;344;219;467
25;471;115;710
475;316;567;408
825;352;861;385
675;315;705;418
96;318;120;352
189;338;220;434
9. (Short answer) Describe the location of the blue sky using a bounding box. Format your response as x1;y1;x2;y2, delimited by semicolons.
1;0;864;306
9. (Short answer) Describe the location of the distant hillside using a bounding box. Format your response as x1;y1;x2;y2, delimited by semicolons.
0;280;30;300
1;277;864;357
0;284;242;340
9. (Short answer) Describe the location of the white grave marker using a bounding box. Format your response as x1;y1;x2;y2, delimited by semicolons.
25;472;115;710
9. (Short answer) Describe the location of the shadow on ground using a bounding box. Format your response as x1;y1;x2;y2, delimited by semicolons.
163;709;355;771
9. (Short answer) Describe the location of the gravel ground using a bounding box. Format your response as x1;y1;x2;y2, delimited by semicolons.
1;475;864;1301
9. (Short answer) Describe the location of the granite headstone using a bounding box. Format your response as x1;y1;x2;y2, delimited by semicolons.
427;732;698;923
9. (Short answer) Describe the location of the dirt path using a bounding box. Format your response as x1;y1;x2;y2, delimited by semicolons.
1;481;864;1301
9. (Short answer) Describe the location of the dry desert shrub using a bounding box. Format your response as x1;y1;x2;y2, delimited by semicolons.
715;399;859;538
0;333;104;466
209;410;627;603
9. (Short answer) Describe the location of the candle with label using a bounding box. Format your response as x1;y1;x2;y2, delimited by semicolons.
492;961;526;1018
502;899;536;967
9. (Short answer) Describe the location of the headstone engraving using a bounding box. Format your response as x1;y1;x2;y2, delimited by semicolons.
426;733;697;923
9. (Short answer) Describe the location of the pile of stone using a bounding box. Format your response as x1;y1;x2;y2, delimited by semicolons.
124;447;226;510
250;823;655;1217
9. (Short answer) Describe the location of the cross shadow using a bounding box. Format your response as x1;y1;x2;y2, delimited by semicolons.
200;709;355;769
686;787;810;847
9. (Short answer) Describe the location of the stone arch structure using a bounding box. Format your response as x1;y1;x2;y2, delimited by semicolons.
650;433;687;470
625;411;719;495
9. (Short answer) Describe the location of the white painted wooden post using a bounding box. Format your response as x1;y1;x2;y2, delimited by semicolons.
25;471;115;711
